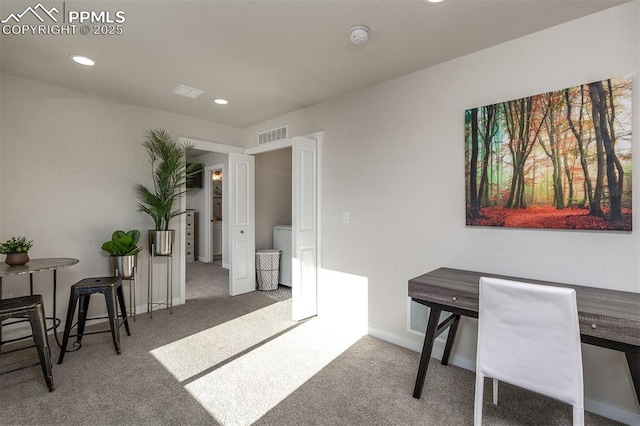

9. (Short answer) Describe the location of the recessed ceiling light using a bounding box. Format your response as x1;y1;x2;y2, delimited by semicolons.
172;84;205;99
70;55;96;66
423;0;446;3
214;98;229;105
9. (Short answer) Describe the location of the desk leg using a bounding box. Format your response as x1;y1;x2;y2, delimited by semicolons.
413;307;441;399
441;314;460;366
626;352;640;405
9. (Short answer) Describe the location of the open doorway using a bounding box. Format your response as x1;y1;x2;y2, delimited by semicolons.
209;165;224;262
185;154;229;300
180;134;322;320
185;164;230;301
185;149;293;300
254;147;292;301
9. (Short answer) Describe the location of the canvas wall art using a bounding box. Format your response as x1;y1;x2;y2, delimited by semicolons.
465;76;632;231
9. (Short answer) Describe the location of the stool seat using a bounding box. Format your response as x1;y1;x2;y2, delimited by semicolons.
0;295;55;392
72;276;121;290
58;276;130;364
0;295;44;315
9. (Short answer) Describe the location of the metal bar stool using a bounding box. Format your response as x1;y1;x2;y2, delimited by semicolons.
58;276;131;364
0;295;55;392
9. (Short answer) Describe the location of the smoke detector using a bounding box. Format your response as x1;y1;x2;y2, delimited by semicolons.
349;25;370;44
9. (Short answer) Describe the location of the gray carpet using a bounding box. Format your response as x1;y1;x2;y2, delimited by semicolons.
186;260;230;300
186;260;291;302
260;285;292;302
0;267;623;425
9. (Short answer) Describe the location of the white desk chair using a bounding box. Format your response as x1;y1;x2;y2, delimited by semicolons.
474;276;584;426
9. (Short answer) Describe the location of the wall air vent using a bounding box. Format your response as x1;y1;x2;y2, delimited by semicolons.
258;126;288;144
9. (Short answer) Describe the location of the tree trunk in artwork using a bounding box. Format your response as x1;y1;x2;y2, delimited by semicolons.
562;151;575;206
503;97;547;209
538;93;564;209
478;105;497;210
589;80;623;221
565;86;602;216
469;108;479;217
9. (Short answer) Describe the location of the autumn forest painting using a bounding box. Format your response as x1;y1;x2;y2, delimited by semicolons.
465;77;632;231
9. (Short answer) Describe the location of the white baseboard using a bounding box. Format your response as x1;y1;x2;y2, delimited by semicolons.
367;327;640;425
584;398;640;426
368;326;476;371
368;326;424;352
197;256;209;262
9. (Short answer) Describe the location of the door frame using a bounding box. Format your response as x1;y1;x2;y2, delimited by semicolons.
179;138;242;304
178;132;322;308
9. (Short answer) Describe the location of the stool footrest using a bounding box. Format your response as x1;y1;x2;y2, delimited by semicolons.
57;276;131;365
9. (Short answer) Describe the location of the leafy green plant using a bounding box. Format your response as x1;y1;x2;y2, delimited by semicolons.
0;236;33;254
101;230;143;256
134;129;199;230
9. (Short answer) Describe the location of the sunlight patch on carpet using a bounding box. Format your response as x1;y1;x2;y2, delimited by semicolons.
150;302;295;382
184;317;365;426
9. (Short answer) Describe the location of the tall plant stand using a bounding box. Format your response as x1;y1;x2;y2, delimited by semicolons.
147;245;172;319
111;255;138;322
117;269;136;322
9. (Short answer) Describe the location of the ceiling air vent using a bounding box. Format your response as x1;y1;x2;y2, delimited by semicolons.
172;84;205;99
258;126;288;145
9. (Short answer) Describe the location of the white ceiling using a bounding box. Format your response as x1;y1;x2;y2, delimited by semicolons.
0;0;630;129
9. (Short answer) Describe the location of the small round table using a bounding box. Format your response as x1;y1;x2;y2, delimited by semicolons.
0;258;79;349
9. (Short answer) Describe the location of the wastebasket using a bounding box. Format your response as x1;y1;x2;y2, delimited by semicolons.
255;249;281;291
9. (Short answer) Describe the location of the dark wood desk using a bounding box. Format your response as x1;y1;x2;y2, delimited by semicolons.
409;267;640;404
0;258;79;349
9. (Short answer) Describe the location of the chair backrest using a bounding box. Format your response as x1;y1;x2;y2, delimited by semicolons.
476;276;583;407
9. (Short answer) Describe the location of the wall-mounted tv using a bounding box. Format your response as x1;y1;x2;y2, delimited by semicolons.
187;163;203;189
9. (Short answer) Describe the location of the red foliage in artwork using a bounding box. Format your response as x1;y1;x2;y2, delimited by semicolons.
467;206;632;231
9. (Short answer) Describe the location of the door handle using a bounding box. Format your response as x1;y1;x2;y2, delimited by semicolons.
240;230;244;234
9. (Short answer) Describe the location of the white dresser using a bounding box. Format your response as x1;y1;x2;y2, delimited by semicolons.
185;209;196;263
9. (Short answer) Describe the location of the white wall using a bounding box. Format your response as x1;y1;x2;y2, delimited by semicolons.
241;2;640;418
255;147;292;250
0;74;241;319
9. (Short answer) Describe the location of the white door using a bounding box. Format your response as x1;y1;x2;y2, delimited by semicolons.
292;137;318;320
229;152;256;296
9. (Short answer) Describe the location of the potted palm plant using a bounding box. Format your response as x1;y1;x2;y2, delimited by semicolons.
134;129;198;255
0;236;33;266
101;230;143;278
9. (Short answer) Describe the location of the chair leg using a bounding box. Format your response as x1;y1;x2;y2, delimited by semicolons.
58;290;79;364
573;405;584;426
474;373;485;426
76;294;91;344
492;378;498;405
104;289;121;355
116;284;131;336
28;306;54;392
